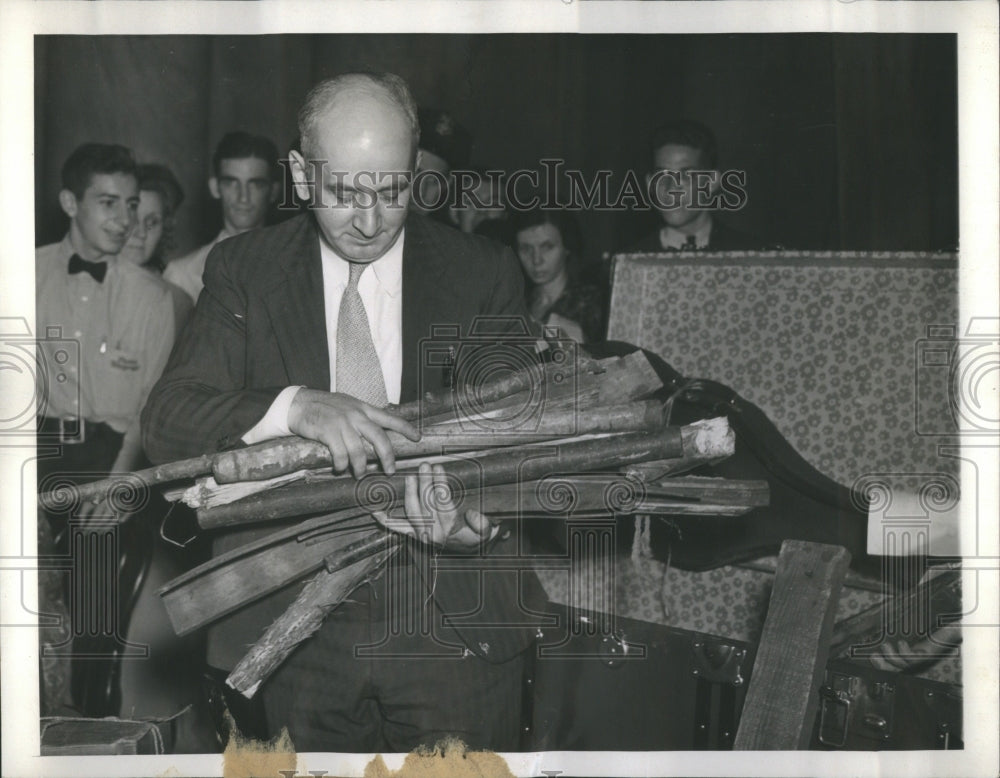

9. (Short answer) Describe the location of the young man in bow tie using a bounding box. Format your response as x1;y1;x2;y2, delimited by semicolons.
34;143;177;717
36;142;176;481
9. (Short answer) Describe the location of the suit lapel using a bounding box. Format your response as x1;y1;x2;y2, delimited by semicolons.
259;214;450;398
400;216;449;402
261;217;331;390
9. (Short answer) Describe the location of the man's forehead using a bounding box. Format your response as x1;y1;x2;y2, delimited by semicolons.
84;172;139;197
311;93;413;146
653;143;705;167
219;156;271;177
308;132;415;175
324;82;402;118
322;169;411;191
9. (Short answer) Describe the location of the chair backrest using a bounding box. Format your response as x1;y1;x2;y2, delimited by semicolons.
607;250;959;491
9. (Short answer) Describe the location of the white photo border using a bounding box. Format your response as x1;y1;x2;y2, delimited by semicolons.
2;2;997;777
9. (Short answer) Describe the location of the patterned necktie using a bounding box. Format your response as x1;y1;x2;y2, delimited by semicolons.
336;261;388;407
68;254;107;283
683;234;698;251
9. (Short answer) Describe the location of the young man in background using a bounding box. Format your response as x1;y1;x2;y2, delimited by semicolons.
164;131;280;303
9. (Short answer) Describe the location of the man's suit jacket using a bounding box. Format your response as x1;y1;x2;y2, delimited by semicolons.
142;212;546;669
626;218;764;253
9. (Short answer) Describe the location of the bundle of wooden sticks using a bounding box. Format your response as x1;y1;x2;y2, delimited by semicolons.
42;351;767;697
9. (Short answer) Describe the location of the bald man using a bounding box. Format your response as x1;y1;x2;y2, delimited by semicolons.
142;73;544;752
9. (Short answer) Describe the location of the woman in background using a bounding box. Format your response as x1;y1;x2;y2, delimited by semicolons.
121;164;193;332
511;207;605;343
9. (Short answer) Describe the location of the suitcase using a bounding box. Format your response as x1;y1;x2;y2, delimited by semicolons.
39;716;168;755
528;604;753;750
527;604;962;751
811;659;963;750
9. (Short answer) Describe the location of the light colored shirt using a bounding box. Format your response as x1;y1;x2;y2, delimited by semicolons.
243;230;405;444
163;229;232;304
136;266;194;338
35;236;176;450
660;219;714;250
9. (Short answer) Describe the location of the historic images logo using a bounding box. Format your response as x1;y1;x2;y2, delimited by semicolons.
278;158;749;213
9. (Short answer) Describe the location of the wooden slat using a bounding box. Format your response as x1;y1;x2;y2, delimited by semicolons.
197;426;684;529
625;416;735;480
161;473;764;636
640;475;769;506
209;351;662;485
41;350;617;505
226;537;400;698
829;566;961;659
733;540;851;750
158;518;376;636
211;399;664;484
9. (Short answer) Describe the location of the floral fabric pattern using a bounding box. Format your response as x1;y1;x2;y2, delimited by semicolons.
539;251;963;685
606;251;959;488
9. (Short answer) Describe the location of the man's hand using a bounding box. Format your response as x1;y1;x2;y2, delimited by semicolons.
868;624;962;672
546;312;585;343
110;438;143;475
374;463;500;552
288;388;420;478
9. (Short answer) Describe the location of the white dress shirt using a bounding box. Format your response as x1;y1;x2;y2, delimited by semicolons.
35;237;177;467
243;230;405;444
660;219;714;250
163;228;233;304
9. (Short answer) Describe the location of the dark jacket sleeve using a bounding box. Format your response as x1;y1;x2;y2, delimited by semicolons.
141;243;283;464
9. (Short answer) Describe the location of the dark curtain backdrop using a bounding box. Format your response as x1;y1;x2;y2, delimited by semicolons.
35;34;957;265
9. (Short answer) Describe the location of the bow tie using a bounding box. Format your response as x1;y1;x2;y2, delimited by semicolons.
68;254;108;283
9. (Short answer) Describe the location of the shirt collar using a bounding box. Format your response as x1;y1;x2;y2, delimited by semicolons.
60;233;120;273
215;228;235;244
318;229;404;298
660;219;714;250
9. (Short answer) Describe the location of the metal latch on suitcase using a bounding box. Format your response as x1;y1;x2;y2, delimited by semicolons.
817;671;895;747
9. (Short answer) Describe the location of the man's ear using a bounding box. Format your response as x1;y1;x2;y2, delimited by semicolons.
58;189;78;219
208;177;221;200
269;181;281;204
288;150;315;203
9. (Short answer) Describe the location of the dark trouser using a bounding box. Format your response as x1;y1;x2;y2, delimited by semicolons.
260;583;526;753
204;665;271;745
36;416;126;584
36;417;124;481
36;417;131;716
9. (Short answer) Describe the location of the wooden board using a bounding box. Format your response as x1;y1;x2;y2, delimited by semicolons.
733;540;850;750
159;516;376;635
